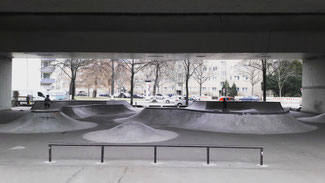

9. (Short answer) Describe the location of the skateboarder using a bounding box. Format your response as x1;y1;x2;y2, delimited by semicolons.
44;95;52;109
222;97;228;112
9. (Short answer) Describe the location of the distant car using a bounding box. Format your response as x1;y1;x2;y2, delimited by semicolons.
117;92;131;98
218;96;235;101
49;90;69;100
99;93;110;97
133;94;144;99
77;91;87;96
152;94;168;100
164;96;189;106
239;96;259;101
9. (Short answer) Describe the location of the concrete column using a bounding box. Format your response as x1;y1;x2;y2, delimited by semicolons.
302;59;325;113
0;56;12;110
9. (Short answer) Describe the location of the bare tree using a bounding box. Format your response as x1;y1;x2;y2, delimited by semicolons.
55;58;90;99
149;60;172;95
79;59;112;98
272;60;296;97
239;60;263;96
123;59;151;105
192;60;215;96
182;60;202;105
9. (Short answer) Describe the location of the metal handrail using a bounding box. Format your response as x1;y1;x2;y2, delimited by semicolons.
48;143;264;165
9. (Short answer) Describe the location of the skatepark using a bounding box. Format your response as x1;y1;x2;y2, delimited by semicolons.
0;100;324;182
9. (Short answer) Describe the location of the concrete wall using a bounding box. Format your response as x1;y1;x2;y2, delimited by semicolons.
0;57;12;110
302;60;325;113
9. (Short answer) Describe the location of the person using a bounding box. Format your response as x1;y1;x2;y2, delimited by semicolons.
222;97;228;112
26;95;31;105
44;95;52;109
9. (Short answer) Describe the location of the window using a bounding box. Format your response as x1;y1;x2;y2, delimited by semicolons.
234;76;240;80
203;67;207;71
220;82;225;86
43;73;50;79
242;87;248;92
202;87;206;91
212;87;217;91
236;88;240;91
221;71;226;76
213;77;217;81
213;66;217;71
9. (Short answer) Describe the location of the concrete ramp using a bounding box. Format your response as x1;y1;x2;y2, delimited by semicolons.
32;100;133;110
187;101;285;113
83;122;178;143
297;113;325;123
0;110;97;133
61;104;136;119
115;108;316;134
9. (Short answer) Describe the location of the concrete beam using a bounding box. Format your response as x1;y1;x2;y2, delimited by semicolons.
302;59;325;113
0;57;12;110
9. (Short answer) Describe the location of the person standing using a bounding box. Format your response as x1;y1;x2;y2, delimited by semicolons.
44;95;52;109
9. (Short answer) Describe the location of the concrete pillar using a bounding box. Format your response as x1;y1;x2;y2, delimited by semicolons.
302;59;325;113
0;56;12;110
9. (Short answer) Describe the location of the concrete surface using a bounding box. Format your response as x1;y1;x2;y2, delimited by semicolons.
0;109;324;182
0;110;97;133
0;57;12;110
83;122;178;143
116;108;316;134
302;59;325;113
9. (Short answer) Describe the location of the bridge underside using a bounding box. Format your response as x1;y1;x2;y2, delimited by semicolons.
1;3;325;113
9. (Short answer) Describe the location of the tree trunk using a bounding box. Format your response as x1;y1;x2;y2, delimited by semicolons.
251;83;254;95
111;60;115;96
130;64;135;105
71;77;76;100
199;83;202;96
93;78;98;98
262;60;267;102
185;77;189;106
153;62;159;95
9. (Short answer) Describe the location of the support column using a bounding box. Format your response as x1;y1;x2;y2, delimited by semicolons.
302;59;325;113
0;56;12;110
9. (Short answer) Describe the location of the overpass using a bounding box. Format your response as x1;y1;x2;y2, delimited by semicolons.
1;0;325;113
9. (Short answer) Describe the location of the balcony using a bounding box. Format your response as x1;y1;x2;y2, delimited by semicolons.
41;66;55;73
41;78;55;84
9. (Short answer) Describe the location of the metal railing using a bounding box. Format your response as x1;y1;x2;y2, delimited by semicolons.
48;143;264;165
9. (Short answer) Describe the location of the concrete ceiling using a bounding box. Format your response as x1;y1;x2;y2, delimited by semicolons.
3;52;323;61
1;0;325;13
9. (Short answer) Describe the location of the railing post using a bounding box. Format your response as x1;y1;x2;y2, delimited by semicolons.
206;147;210;164
101;146;105;163
154;146;157;163
260;148;264;166
48;144;52;162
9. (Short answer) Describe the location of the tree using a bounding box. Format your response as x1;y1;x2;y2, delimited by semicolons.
55;58;90;99
123;59;150;105
221;80;230;96
182;60;202;105
273;60;297;97
239;60;262;96
192;60;215;96
79;59;112;98
150;60;170;95
229;83;238;97
265;60;302;97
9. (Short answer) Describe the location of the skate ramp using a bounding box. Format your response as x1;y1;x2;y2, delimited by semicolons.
187;101;285;113
0;110;97;133
115;108;316;134
297;113;325;123
61;104;136;119
32;100;133;110
83;122;178;143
